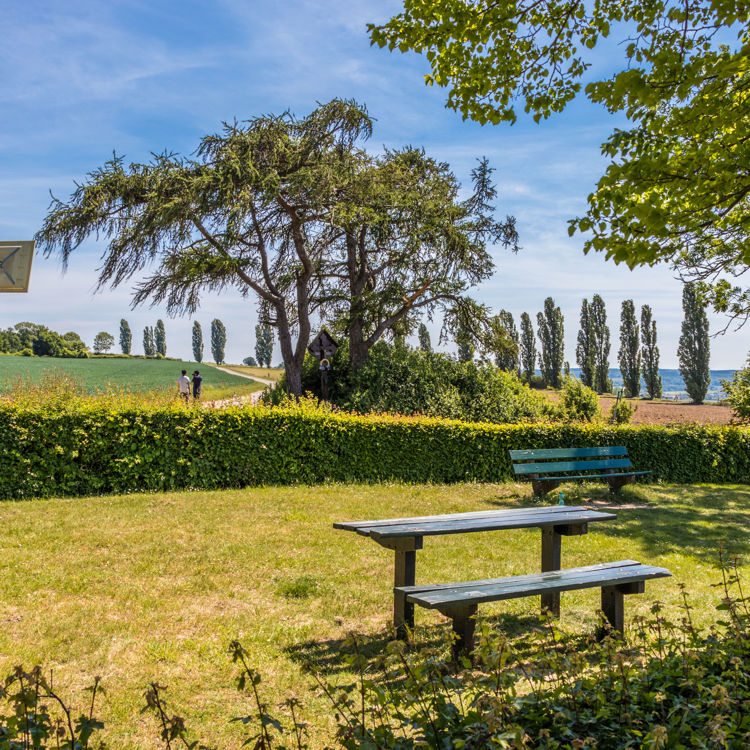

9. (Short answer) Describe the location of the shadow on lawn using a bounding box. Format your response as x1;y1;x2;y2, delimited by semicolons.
595;485;750;560
285;612;543;674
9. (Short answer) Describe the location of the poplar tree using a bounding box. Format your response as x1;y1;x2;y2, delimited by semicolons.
119;319;131;355
576;299;594;388
618;300;641;397
536;297;564;388
494;310;519;372
590;294;612;393
255;323;273;367
519;312;536;382
456;320;474;362
418;322;432;352
154;319;166;357
211;319;227;365
143;326;155;356
192;321;203;363
640;305;662;399
678;283;711;403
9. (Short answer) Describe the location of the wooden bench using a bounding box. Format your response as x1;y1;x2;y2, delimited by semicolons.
334;505;616;638
510;446;651;496
397;560;671;658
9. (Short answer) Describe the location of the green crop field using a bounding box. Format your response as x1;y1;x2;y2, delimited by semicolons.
0;355;264;398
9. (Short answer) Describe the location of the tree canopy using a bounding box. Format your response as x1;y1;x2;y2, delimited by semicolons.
370;1;750;325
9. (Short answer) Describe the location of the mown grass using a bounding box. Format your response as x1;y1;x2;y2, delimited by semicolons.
0;354;264;399
0;481;747;748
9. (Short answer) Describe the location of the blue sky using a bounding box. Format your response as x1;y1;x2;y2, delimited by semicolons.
1;0;744;368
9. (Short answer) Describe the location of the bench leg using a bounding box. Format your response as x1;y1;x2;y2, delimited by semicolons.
607;475;633;494
446;604;478;661
531;477;561;497
600;581;644;635
541;527;561;617
394;548;416;639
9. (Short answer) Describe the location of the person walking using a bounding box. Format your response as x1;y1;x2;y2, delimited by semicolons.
177;369;190;404
192;370;202;401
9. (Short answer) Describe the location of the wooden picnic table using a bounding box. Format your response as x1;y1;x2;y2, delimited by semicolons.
334;505;616;637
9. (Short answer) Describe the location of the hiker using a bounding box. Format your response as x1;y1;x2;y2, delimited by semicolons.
177;369;190;403
192;370;202;401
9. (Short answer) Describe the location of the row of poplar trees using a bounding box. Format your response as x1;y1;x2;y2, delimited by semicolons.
118;319;167;358
470;283;710;403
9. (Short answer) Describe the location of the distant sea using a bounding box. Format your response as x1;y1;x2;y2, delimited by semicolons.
568;368;737;402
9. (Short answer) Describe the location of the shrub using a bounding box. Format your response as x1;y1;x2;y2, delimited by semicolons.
0;396;748;499
610;397;636;424
723;355;750;424
559;375;601;421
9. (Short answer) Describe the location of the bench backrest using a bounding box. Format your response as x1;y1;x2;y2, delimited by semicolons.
510;446;632;476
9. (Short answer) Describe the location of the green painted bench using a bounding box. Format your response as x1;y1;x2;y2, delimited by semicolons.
397;560;672;658
509;446;651;496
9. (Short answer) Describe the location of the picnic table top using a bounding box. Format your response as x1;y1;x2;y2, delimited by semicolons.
333;505;616;541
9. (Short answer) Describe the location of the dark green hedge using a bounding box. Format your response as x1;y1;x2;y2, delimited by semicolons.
1;402;748;499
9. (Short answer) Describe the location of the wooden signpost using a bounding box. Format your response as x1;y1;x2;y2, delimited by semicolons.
0;241;35;293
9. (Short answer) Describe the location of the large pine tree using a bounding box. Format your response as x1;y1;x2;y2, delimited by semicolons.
576;299;594;388
618;300;641;397
678;283;711;403
536;297;564;388
640;305;662;399
519;312;536;382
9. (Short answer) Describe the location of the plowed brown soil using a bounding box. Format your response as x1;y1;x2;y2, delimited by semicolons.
599;396;732;425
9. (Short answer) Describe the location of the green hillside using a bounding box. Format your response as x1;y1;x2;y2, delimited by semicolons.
0;355;263;398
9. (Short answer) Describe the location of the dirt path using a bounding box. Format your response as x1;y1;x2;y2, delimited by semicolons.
212;365;276;387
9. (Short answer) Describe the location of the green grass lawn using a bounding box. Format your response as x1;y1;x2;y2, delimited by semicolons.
0;354;264;399
1;481;747;748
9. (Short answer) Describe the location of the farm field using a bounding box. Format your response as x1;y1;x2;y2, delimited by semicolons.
0;355;265;399
1;481;747;748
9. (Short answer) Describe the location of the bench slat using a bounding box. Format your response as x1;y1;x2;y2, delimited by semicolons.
398;560;642;593
509;447;628;460
334;505;585;533
513;458;632;475
538;470;651;482
403;561;671;609
369;508;616;540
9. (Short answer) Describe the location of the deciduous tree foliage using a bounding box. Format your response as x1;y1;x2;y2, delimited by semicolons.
119;319;131;355
154;319;167;357
211;319;226;365
590;295;612;394
192;321;203;363
93;331;115;355
370;0;750;325
678;282;711;403
519;312;536;382
493;310;519;372
143;326;155;357
576;299;595;388
536;297;564;388
640;305;662;399
254;323;273;368
418;322;432;352
618;300;641;397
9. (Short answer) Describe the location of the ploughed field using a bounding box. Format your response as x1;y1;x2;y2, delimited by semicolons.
1;482;747;749
597;395;734;425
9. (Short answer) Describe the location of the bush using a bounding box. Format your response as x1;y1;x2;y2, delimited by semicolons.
610;397;636;424
559;375;601;421
282;342;550;424
0;396;748;499
723;355;750;424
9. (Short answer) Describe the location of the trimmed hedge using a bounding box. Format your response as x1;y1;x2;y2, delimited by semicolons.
1;401;748;499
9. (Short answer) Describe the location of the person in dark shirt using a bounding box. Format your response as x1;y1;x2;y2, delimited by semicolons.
192;370;202;401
